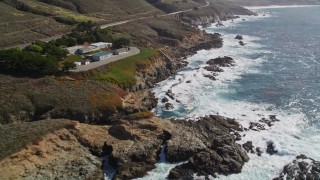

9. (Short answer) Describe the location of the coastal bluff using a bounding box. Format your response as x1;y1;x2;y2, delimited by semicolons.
0;115;248;179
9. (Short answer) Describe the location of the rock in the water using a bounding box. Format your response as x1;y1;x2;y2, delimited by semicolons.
243;141;255;153
216;21;224;27
207;56;235;67
204;65;224;72
161;97;169;103
239;41;245;46
203;74;216;81
249;122;266;131
165;103;174;110
273;155;320;180
165;89;175;100
259;115;280;127
235;35;243;40
256;147;262;156
266;142;278;155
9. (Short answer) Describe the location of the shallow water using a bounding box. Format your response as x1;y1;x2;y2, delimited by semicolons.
148;6;320;180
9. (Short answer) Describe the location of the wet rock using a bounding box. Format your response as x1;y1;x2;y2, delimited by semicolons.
207;56;235;67
165;103;174;110
167;115;248;179
273;155;320;180
259;115;280;127
161;97;169;103
204;65;224;72
249;122;265;131
256;147;262;156
242;141;255;153
203;74;216;81
235;35;243;40
239;41;245;46
216;21;224;27
165;89;175;100
266;142;278;155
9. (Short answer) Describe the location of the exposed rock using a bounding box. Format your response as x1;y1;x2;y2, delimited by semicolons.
259;115;280;127
249;122;266;131
161;97;169;103
203;74;217;81
167;115;248;179
256;147;262;156
266;142;278;155
207;56;235;67
235;35;243;40
243;141;255;153
273;155;320;180
186;80;191;83
165;103;174;110
239;41;245;46
165;89;175;100
216;21;225;27
204;64;224;72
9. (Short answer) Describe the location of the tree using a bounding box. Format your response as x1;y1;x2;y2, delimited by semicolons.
61;61;76;73
24;44;43;53
112;37;131;48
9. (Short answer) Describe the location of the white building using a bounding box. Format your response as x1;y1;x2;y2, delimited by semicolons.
74;59;90;66
91;42;112;49
66;45;84;55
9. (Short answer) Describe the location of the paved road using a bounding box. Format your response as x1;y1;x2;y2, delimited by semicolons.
71;47;140;72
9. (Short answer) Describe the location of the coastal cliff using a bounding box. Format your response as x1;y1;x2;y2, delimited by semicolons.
0;115;247;179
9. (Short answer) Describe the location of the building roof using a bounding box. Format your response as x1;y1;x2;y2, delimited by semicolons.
91;42;112;47
92;51;112;57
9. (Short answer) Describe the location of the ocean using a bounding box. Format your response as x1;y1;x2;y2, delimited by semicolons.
144;5;320;180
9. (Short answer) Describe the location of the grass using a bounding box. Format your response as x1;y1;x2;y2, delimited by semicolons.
0;119;76;160
93;47;158;88
63;55;82;62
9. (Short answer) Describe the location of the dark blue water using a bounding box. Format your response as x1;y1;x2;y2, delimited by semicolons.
218;7;320;128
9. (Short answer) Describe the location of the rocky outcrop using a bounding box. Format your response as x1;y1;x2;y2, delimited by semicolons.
204;64;224;72
207;56;235;67
248;115;280;131
273;155;320;180
235;35;243;40
165;103;174;110
166;115;249;179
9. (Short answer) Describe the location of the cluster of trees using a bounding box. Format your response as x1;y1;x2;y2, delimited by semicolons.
69;21;113;44
0;48;58;76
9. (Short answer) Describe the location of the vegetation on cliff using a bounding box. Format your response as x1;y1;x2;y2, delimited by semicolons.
93;47;158;88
